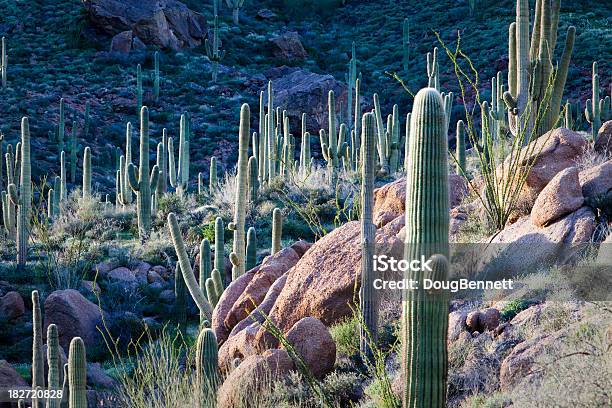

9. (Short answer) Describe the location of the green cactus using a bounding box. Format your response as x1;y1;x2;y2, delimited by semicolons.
158;129;168;194
226;0;245;25
258;92;267;182
0;134;3;193
69;121;78;184
169;114;190;195
299;114;311;176
47;188;55;219
199;238;212;324
267;81;277;180
359;112;378;359
53;176;61;217
347;42;357;129
426;47;439;91
403;112;411;171
271;207;282;255
8;117;31;269
248;156;258;202
154;51;160;101
127;107;160;240
228;104;250;281
82;147;91;198
195;327;219;402
402;88;449;408
212;269;223;300
214;216;225;278
47;324;61;408
320;90;348;183
209;156;218;193
246;227;257;271
120;122;134;205
32;291;45;406
505;0;575;141
153;142;164;212
352;78;361;172
168;212;214;322
585;62;603;142
205;276;219;308
442;92;453;133
136;63;143;113
456;120;466;175
68;337;87;408
61;363;68;407
1;36;6;88
58;98;65;154
205;14;224;83
60;150;67;203
402;19;410;75
174;263;187;325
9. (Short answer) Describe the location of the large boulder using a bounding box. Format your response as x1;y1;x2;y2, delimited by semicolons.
284;317;336;378
0;291;25;320
498;128;586;210
579;160;612;205
531;167;583;227
269;31;307;62
266;66;347;132
217;349;294;408
82;0;208;50
43;289;104;351
212;271;255;344
594;120;612;155
0;360;27;407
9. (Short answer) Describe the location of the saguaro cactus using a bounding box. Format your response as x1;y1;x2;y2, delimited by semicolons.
205;14;224;82
196;328;219;400
127;107;160;240
174;263;187;325
68;337;87;408
47;324;61;408
214;217;225;277
267;81;277;180
58;98;65;154
426;48;439;91
168;212;214;322
209;156;218;192
320;90;348;183
585;62;604;142
271;207;282;255
32;291;44;406
229;104;250;280
170;114;190;194
359;112;378;358
136;64;143;113
248;156;258;202
1;36;6;88
8;117;31;269
246;227;257;271
402;88;449;408
82;147;91;198
456;120;466;175
199;238;211;324
226;0;245;25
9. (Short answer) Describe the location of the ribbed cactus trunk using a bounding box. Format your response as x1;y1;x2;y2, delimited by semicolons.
402;88;449;408
123;122;133;205
359;112;378;359
60;150;67;202
47;324;61;408
246;227;257;271
127;107;160;241
248;156;258;202
585;62;602;142
196;328;219;405
82;147;91;198
214;216;224;278
9;117;31;269
456;120;466;175
209;156;217;192
271;207;282;255
1;37;6;88
230;104;250;280
267;81;276;180
174;263;187;325
32;291;44;408
68;337;87;408
199;238;211;324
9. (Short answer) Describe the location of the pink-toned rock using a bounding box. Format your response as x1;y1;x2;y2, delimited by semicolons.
579;160;612;202
0;359;28;391
217;349;294;408
449;173;469;207
0;291;25;320
594;120;612;155
224;247;301;332
267;220;402;333
269;31;307;62
498;128;587;209
479;308;501;331
448;310;468;341
212;271;255;345
218;323;264;371
531;167;583;227
43;289;103;351
466;311;480;331
284;317;336;378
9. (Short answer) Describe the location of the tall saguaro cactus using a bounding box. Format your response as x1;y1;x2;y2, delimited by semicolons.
47;324;61;408
271;207;282;255
68;337;87;408
1;36;6;88
170;114;190;194
8;117;31;269
402;88;449;408
359;112;378;359
320;90;348;183
32;291;44;407
455;120;466;175
82;147;91;198
127;107;160;240
229;104;250;280
585;62;605;142
214;216;225;277
205;14;224;83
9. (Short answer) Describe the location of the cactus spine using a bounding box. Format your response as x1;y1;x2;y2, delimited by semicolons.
8;118;31;269
229;104;250;280
1;37;6;88
82;147;91;198
271;207;282;255
402;88;449;408
127;107;160;240
32;291;44;407
47;324;61;408
195;328;219;402
68;337;87;408
359;112;378;358
168;212;214;322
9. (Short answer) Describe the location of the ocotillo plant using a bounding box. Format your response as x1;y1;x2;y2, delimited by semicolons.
1;36;6;88
320;90;348;183
127;107;160;240
214;216;224;277
504;0;575;140
82;147;91;198
455;120;466;175
246;227;257;271
402;87;449;408
8;117;31;269
402;18;410;75
205;14;224;83
359;112;378;359
168;212;214;322
195;328;219;400
154;51;160;101
585;62;604;142
47;324;61;408
271;207;282;255
32;291;44;407
136;63;143;113
68;337;87;408
226;0;245;24
426;47;439;91
209;156;218;192
229;104;250;280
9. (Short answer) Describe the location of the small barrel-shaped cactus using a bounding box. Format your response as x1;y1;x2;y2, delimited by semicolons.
196;328;219;399
68;337;87;408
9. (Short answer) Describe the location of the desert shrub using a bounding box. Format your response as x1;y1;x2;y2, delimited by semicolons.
499;299;537;322
330;318;360;358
